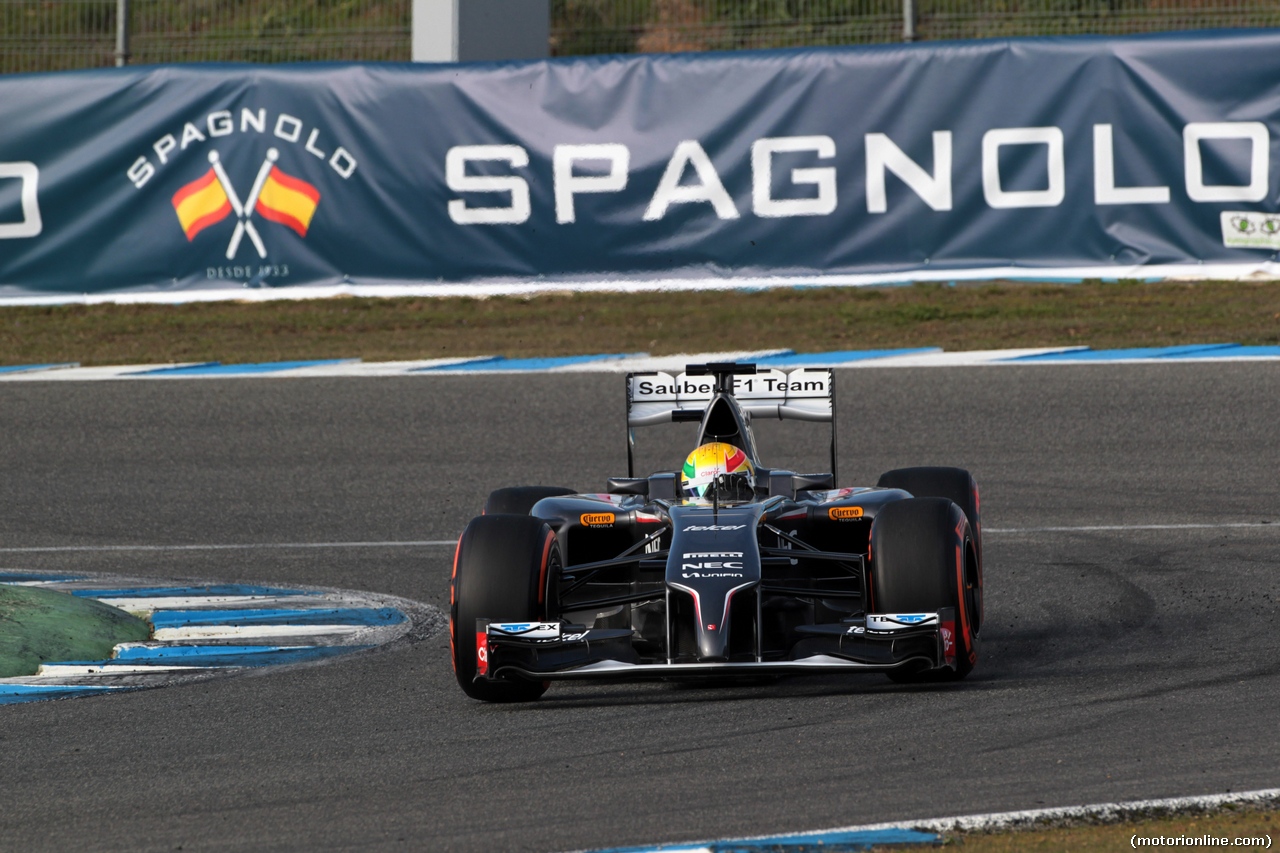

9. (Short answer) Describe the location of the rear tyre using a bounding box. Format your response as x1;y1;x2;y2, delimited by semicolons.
876;466;982;626
869;497;981;682
483;486;575;516
450;514;558;702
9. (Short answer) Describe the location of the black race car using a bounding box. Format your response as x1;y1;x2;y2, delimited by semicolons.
450;362;983;702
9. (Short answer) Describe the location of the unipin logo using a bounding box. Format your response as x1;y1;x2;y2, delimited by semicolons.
581;512;616;527
828;506;864;521
171;148;320;260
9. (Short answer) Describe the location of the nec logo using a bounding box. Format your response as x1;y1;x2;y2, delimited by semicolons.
682;524;746;532
681;561;744;571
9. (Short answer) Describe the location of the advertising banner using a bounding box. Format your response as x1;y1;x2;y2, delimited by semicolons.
2;30;1280;300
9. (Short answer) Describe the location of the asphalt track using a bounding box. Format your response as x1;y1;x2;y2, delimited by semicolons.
1;364;1278;852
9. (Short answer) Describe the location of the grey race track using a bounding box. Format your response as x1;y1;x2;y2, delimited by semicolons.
1;364;1278;852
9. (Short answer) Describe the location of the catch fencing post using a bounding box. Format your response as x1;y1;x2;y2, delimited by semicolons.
114;0;130;66
903;0;918;42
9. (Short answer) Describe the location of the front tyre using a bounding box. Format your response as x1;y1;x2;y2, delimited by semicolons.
450;514;559;702
870;497;981;682
876;466;982;626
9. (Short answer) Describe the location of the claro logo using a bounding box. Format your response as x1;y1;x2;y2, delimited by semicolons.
581;512;616;527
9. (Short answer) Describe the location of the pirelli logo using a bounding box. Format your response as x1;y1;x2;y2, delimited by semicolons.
828;506;864;521
581;512;616;527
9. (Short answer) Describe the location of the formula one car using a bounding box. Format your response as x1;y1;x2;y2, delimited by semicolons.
450;362;983;702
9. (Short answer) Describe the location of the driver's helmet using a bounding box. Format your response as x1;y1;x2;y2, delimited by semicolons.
681;442;756;502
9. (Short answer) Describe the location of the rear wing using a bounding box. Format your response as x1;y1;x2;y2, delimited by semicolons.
626;367;833;426
625;365;837;479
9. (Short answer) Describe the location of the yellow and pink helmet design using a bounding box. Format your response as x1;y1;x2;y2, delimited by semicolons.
681;442;756;501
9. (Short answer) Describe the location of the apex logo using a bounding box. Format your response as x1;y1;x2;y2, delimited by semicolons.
172;148;319;259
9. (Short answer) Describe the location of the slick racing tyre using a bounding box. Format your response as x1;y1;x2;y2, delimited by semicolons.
869;497;981;682
876;466;983;620
450;514;559;702
483;486;575;516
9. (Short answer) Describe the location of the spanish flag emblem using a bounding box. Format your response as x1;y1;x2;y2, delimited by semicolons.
171;168;232;241
254;166;321;237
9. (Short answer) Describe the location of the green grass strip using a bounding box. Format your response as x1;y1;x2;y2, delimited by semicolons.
3;280;1280;368
0;585;151;678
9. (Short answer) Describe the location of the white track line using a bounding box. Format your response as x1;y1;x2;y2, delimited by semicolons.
562;789;1280;853
0;540;455;553
95;595;311;611
35;663;209;677
152;624;365;641
3;263;1280;307
2;524;1274;556
791;787;1280;837
986;522;1278;534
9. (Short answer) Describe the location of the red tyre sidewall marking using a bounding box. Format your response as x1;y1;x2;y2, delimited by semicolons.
537;530;555;690
537;530;554;610
449;534;463;673
954;516;975;664
865;520;876;611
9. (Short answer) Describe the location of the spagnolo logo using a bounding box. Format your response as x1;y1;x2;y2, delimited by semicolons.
126;107;358;281
1221;210;1280;250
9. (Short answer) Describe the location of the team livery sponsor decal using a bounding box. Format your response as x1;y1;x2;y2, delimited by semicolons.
489;622;561;639
828;506;864;520
682;524;748;532
682;572;745;579
867;613;938;631
488;622;587;643
631;369;831;403
580;512;616;527
680;551;745;578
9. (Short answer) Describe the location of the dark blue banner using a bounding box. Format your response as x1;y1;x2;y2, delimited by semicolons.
3;30;1280;300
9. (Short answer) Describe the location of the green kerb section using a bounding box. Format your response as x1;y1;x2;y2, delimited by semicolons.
0;585;151;678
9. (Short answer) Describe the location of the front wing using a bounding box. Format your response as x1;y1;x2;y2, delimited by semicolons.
473;609;958;683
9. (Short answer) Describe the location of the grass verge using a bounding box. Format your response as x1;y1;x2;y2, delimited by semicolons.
0;585;151;677
3;280;1280;367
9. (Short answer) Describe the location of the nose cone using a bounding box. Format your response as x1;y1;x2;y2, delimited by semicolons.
666;503;764;662
696;605;732;662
